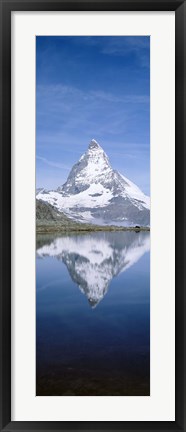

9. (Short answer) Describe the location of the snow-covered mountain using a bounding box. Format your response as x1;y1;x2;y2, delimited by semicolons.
37;139;150;226
37;231;150;307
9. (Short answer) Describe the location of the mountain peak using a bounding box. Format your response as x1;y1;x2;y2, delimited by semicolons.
88;139;102;151
37;138;150;226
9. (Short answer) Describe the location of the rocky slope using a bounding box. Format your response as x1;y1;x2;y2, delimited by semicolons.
36;199;149;233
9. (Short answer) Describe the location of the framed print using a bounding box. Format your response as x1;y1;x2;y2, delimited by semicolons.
0;0;185;431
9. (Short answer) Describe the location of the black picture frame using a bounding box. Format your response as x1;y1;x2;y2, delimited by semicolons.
0;0;185;431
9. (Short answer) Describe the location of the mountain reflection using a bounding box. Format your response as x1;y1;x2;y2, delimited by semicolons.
36;231;150;307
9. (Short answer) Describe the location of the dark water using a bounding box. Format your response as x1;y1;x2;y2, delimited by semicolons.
36;231;150;396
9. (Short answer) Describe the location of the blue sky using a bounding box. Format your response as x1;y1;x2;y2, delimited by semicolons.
36;36;150;194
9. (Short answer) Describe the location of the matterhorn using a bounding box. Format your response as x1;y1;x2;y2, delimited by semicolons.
37;139;150;226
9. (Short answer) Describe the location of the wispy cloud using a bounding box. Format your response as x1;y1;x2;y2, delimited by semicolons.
37;84;149;140
101;36;149;53
36;155;70;170
36;80;150;171
90;90;149;104
37;84;149;107
73;36;150;68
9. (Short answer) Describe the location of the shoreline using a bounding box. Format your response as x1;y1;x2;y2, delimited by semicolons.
36;225;150;234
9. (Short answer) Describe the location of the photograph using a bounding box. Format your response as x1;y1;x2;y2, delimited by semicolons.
36;35;150;396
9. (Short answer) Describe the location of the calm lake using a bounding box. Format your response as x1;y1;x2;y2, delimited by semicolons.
36;231;150;396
